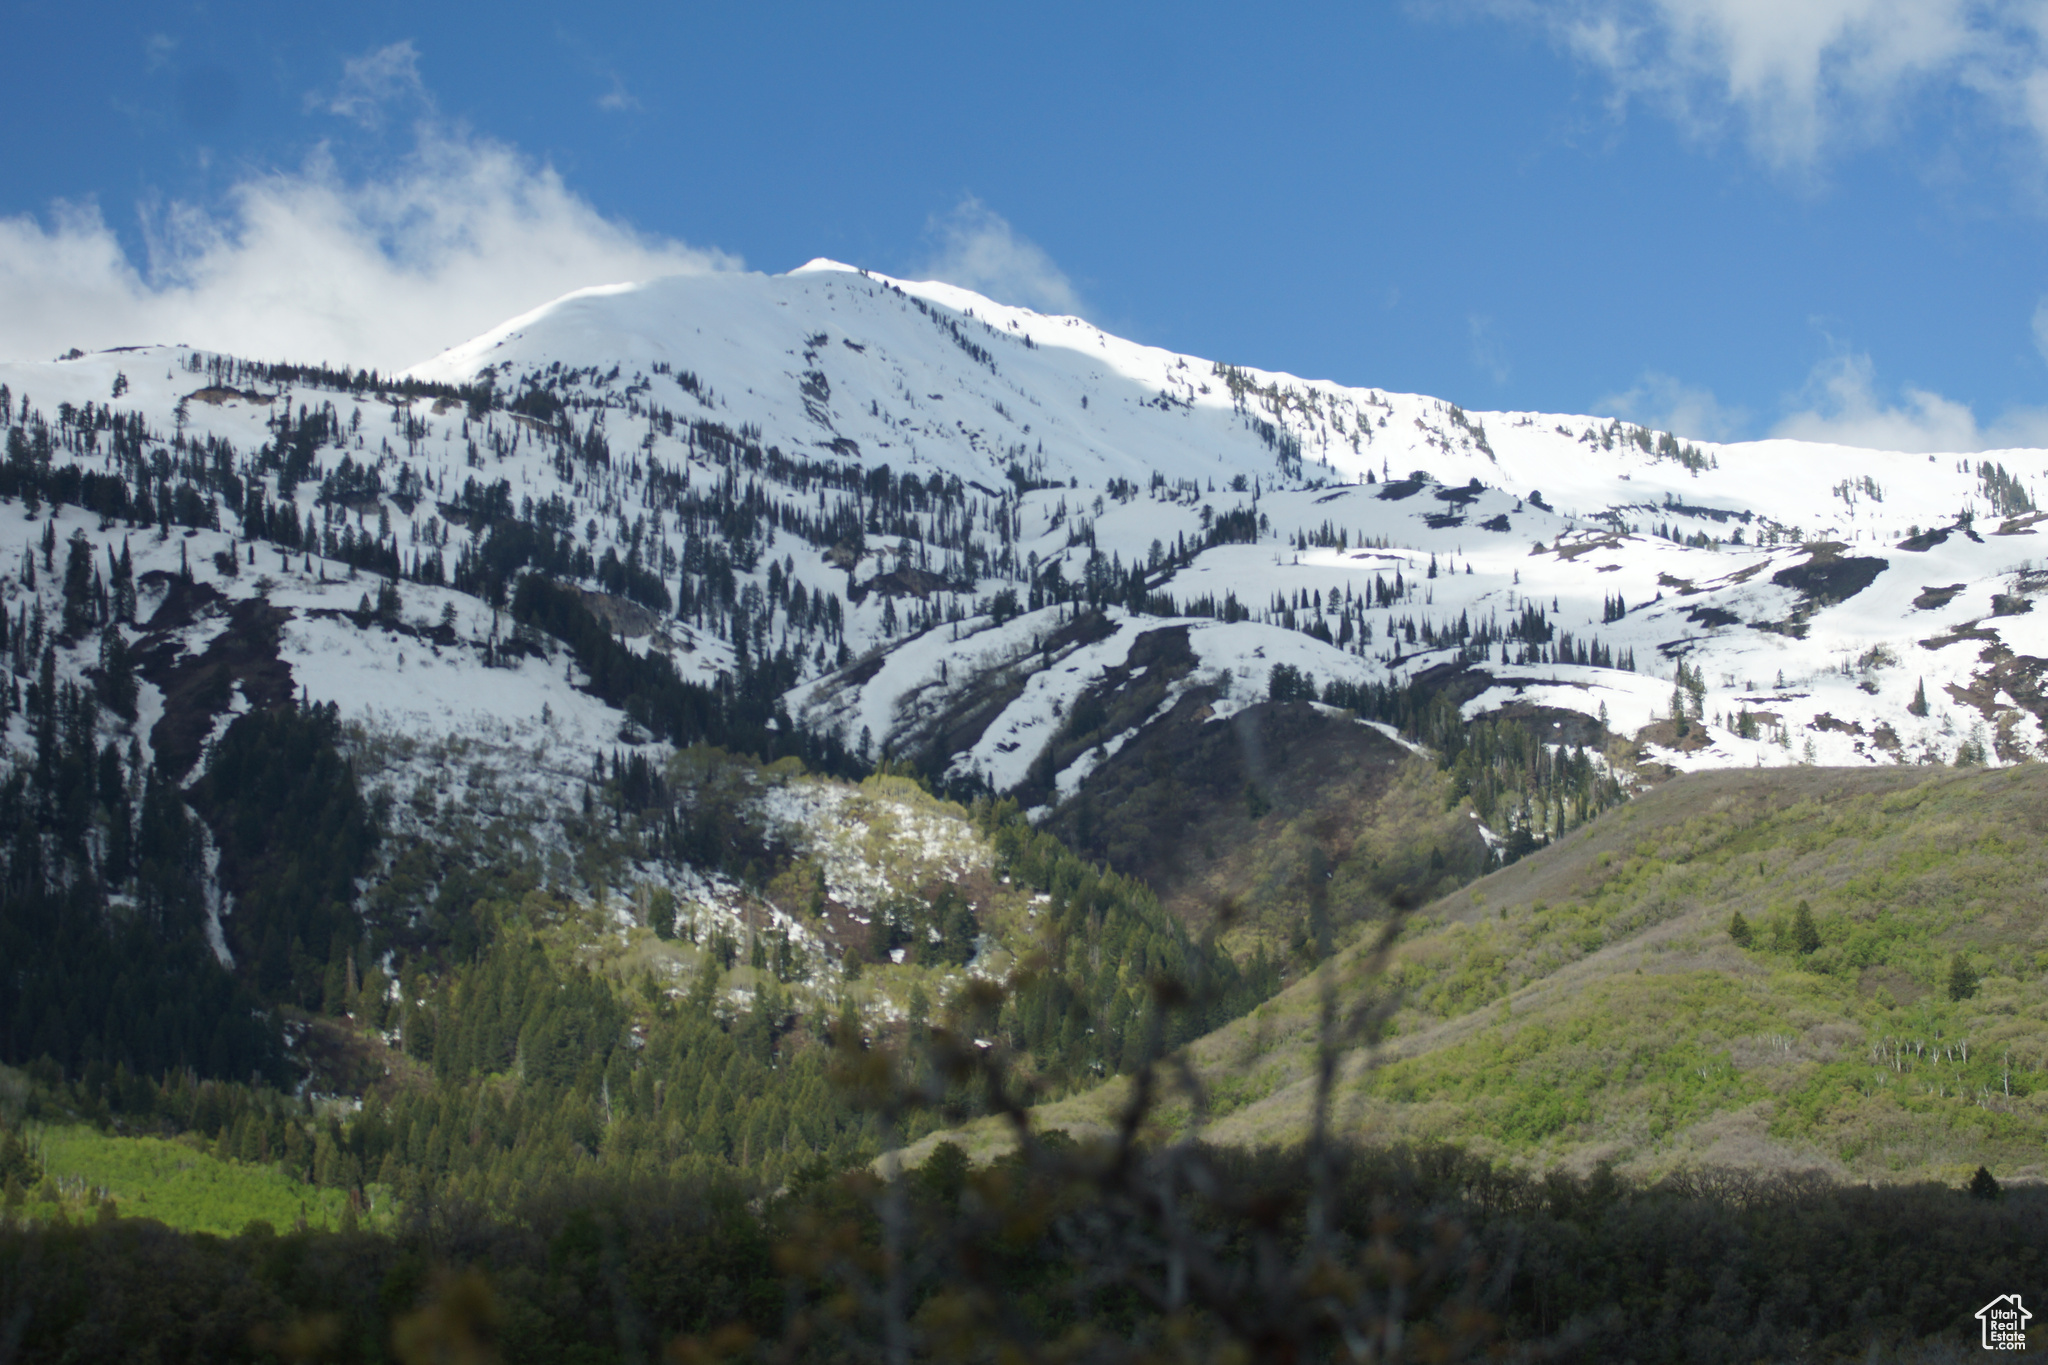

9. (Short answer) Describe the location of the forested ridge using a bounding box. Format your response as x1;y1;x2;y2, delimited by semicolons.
0;352;1561;1217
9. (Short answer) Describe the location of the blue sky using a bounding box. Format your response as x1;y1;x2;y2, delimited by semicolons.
6;0;2048;451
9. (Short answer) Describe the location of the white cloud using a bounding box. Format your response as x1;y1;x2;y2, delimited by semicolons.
314;40;433;129
1597;370;1748;440
0;127;737;371
914;198;1086;317
1599;352;2048;452
1770;351;2048;451
1471;0;2048;168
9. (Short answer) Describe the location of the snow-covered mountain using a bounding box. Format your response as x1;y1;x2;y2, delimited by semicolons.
414;258;2048;779
4;258;2044;870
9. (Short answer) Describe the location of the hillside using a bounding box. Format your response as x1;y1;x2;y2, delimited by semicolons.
0;262;2046;1222
976;762;2048;1185
1038;695;1491;956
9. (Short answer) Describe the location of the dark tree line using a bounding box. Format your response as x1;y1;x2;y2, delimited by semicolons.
1;1020;2036;1364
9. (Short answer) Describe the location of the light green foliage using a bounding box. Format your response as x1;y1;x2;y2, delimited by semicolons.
1372;974;1768;1145
28;1125;366;1236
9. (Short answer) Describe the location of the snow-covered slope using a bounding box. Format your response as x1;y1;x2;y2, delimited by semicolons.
411;260;2048;779
3;259;2044;854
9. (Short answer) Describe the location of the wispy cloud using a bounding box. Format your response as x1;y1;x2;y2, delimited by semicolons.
312;39;433;130
1460;0;2048;171
914;198;1086;316
1596;370;1748;441
596;73;641;113
1468;313;1511;384
1770;351;2048;451
0;126;737;370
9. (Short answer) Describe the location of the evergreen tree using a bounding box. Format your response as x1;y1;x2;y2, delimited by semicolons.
650;886;679;940
59;530;93;638
1791;901;1820;955
1948;952;1980;1001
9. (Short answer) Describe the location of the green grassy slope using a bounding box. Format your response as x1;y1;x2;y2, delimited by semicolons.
1012;764;2048;1184
21;1125;370;1235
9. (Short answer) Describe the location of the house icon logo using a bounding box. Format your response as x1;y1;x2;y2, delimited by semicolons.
1979;1294;2031;1351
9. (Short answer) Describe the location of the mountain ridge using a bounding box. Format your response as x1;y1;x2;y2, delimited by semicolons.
1;264;2042;939
0;262;2042;1251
